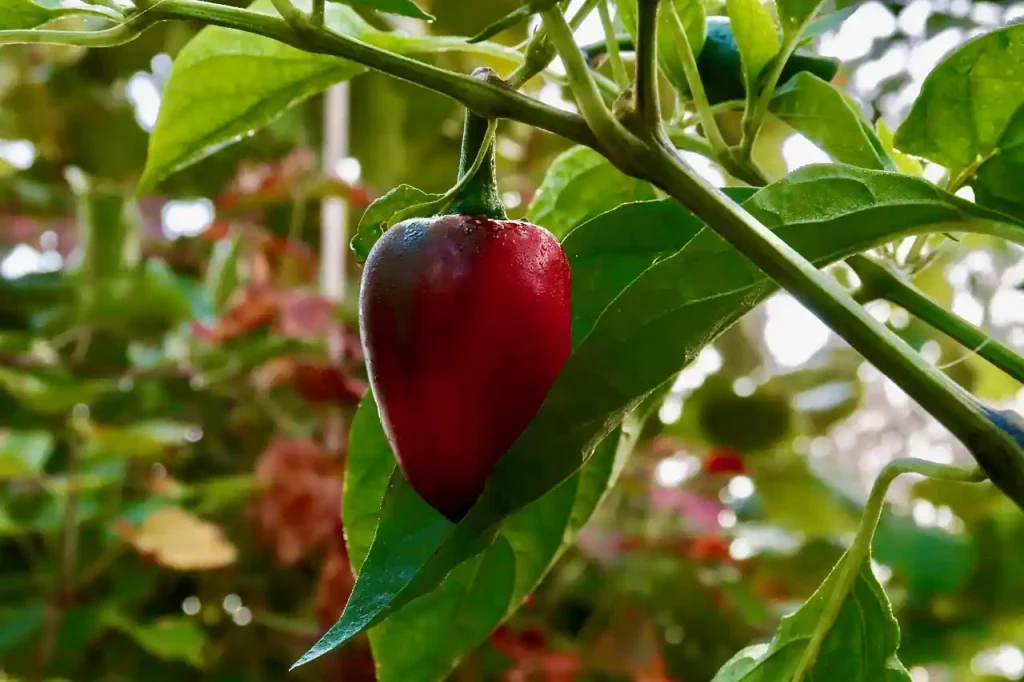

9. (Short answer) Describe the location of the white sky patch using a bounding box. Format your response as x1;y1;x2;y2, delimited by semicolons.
162;199;214;239
127;71;161;132
764;293;831;368
335;156;361;183
0;140;36;170
782;134;831;170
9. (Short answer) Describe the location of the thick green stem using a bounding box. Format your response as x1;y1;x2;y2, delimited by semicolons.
791;458;985;682
387;119;498;225
448;69;508;220
73;181;139;282
634;0;666;144
540;5;649;173
849;255;1024;384
641;145;1024;508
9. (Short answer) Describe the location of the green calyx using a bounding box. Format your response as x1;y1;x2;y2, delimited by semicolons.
447;68;508;221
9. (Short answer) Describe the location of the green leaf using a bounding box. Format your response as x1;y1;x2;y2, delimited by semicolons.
0;0;66;29
0;431;54;479
0;368;114;415
300;164;1024;668
0;603;45;653
342;397;642;681
106;613;207;668
775;0;825;38
140;0;520;191
526;146;657;239
334;0;433;20
614;0;706;97
78;261;193;335
343;398;399;573
205;237;243;316
725;0;780;93
351;185;441;262
368;538;517;682
711;557;910;680
802;6;856;40
895;24;1024;210
79;420;195;460
770;73;894;170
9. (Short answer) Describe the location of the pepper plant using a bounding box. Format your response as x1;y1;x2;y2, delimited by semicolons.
3;0;1024;679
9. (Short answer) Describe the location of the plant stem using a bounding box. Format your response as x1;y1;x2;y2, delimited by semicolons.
790;458;985;682
849;255;1024;384
152;0;600;149
665;128;715;158
641;145;1024;508
310;0;324;26
634;0;666;144
507;0;612;92
388;119;499;225
654;0;729;158
539;4;649;173
0;15;150;46
449;71;507;219
598;0;629;87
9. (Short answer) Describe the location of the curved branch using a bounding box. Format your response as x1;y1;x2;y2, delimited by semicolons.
849;254;1024;384
148;0;600;150
0;14;150;46
642;144;1024;509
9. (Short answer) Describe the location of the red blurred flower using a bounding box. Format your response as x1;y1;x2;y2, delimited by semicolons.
702;448;746;475
687;533;732;563
252;438;342;565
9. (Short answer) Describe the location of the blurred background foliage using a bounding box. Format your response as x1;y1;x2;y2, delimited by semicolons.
1;0;1024;680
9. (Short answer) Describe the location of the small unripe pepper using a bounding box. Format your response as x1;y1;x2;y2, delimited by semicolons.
359;71;572;520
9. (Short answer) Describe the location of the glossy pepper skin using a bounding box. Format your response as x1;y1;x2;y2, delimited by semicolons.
359;213;571;520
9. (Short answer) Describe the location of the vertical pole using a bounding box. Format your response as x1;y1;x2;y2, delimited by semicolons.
321;82;350;456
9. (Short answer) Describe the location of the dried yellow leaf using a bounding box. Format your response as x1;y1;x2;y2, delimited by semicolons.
127;507;237;570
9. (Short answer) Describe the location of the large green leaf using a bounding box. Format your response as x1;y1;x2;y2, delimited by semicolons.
79;420;196;460
895;24;1024;216
711;557;910;680
299;164;1024;668
526;146;657;239
342;348;645;680
335;0;432;20
140;0;520;191
342;399;398;574
770;73;894;170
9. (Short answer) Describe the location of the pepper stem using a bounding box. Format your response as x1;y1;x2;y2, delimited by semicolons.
447;68;508;220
